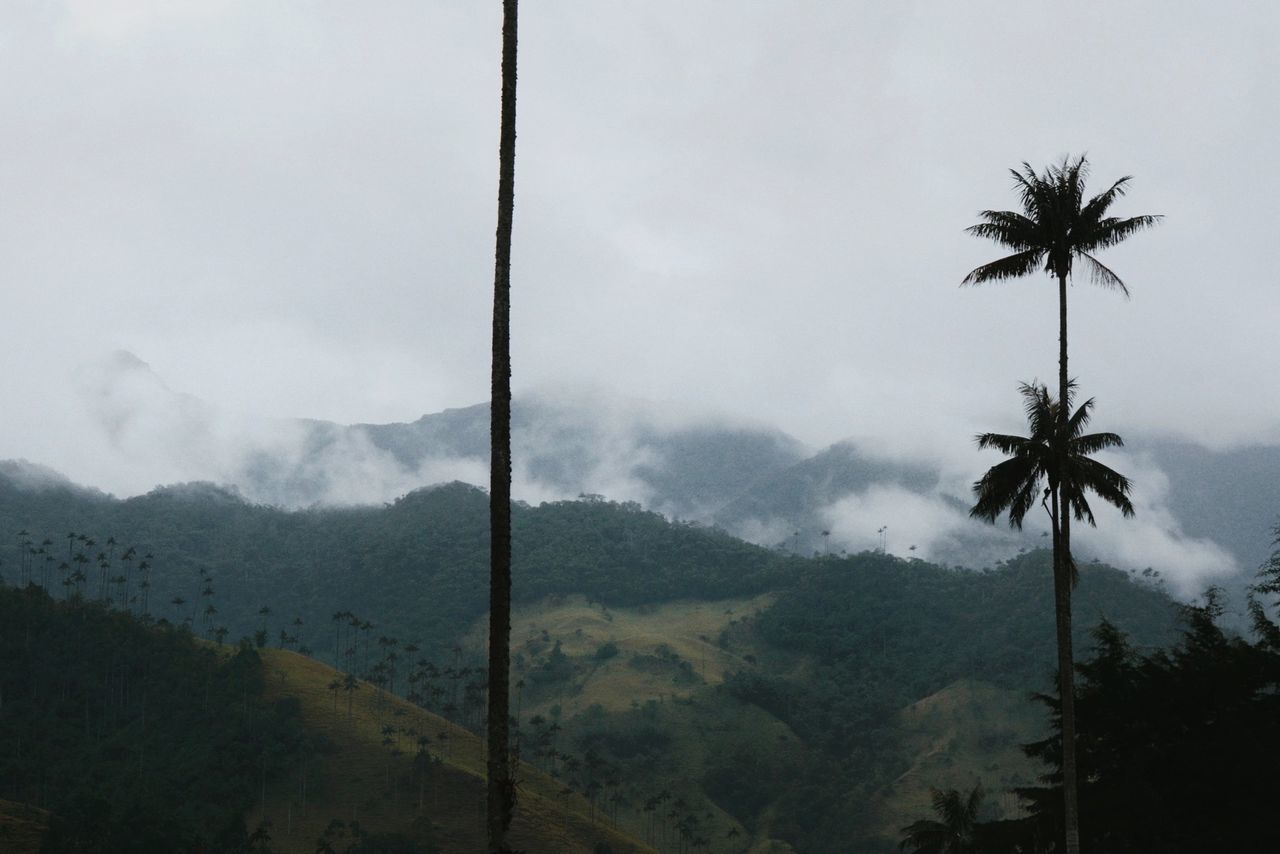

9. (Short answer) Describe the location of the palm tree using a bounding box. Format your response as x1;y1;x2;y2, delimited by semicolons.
964;157;1155;854
963;156;1157;594
970;381;1134;853
487;1;519;852
899;785;985;854
962;156;1159;431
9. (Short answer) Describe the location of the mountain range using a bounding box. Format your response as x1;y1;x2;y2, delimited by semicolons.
14;350;1280;593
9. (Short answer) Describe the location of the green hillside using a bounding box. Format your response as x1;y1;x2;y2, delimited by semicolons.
0;469;1185;851
0;471;795;660
0;586;652;853
250;647;651;854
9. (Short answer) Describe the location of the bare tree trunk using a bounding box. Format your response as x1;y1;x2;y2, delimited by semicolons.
487;2;519;852
1056;271;1081;854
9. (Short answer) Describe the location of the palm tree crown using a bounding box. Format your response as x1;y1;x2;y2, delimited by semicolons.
961;155;1161;294
899;785;985;854
971;382;1134;574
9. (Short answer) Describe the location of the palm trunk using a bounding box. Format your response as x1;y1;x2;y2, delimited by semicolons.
1056;270;1081;853
487;2;518;852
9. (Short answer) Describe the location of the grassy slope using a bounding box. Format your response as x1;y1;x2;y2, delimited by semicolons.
869;679;1046;843
252;648;653;854
473;596;800;852
492;593;776;716
462;597;1052;854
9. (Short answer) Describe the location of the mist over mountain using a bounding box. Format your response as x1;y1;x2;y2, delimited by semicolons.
7;350;1273;597
275;396;810;520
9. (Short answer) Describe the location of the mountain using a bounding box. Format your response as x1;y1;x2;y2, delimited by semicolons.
75;351;811;515
36;350;1280;592
0;469;1184;851
289;398;811;520
0;585;651;854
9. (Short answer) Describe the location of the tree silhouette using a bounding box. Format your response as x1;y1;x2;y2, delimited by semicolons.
342;673;359;720
970;381;1134;852
899;785;984;854
487;1;519;852
40;539;53;589
963;158;1157;853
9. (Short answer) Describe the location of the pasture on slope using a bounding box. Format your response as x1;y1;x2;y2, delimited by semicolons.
252;648;652;854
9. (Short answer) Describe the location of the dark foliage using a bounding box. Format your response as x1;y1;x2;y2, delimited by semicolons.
726;550;1177;852
0;586;319;852
984;589;1280;852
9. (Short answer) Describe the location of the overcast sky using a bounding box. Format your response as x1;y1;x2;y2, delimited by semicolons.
3;1;1279;483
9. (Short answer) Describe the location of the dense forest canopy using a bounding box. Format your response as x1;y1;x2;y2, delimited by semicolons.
0;586;317;852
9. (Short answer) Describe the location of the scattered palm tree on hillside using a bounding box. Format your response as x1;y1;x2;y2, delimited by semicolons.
487;1;520;852
970;381;1134;852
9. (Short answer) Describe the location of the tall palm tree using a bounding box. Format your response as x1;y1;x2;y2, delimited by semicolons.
963;156;1159;426
963;156;1158;594
963;158;1155;854
899;785;985;854
971;381;1134;853
487;2;519;852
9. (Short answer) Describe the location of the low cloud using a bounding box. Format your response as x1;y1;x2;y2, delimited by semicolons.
810;450;1239;598
16;353;759;511
0;351;1249;601
1070;451;1239;597
820;484;1028;567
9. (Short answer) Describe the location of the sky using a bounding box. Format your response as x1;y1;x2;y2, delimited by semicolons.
1;2;1278;592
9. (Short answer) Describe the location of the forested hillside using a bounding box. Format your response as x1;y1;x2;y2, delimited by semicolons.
0;587;652;854
0;586;316;852
0;469;793;658
0;466;1190;851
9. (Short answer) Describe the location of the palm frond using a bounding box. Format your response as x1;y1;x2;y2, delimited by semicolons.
1079;214;1163;251
961;248;1044;285
966;210;1041;249
971;455;1042;528
1054;155;1089;216
930;788;954;818
1070;430;1125;455
1078;175;1133;223
1012;161;1056;223
1067;457;1135;519
965;784;985;819
1020;381;1057;438
1063;394;1094;438
975;432;1032;455
1078;252;1130;297
1062;486;1098;527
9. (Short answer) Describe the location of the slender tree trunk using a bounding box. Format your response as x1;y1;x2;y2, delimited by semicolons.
487;2;518;852
1056;270;1081;854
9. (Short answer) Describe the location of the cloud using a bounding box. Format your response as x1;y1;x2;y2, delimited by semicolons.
0;3;1275;602
819;484;1028;566
16;353;775;511
1070;452;1239;597
811;449;1239;598
3;2;1279;457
